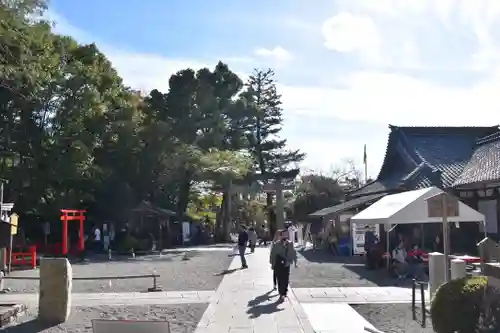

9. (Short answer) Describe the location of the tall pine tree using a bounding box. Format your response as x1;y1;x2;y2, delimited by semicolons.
241;69;305;233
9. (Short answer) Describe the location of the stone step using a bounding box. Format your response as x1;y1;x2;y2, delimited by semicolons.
0;290;215;306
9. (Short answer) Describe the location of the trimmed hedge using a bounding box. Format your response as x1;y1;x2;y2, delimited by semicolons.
430;276;487;333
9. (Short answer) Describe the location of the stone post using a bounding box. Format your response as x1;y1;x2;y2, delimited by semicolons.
275;179;285;230
0;270;4;291
450;259;466;280
38;258;72;324
484;263;500;278
428;252;446;300
0;248;6;272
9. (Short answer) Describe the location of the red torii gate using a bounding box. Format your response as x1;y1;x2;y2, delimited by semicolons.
60;209;86;256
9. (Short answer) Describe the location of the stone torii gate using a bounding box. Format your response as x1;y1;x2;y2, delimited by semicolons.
214;169;299;240
260;170;299;233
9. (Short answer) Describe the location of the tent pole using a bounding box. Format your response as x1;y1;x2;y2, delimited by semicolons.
442;194;450;282
386;226;390;270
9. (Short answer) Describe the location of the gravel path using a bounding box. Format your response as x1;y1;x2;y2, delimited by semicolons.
290;249;416;288
352;304;435;333
2;303;206;333
4;250;232;293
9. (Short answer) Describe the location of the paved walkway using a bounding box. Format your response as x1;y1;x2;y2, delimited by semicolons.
302;303;376;333
0;290;214;306
294;286;429;304
194;247;314;333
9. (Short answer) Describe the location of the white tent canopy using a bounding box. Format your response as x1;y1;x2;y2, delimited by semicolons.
350;187;485;226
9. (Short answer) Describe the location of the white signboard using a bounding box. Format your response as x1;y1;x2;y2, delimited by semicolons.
478;200;498;234
93;320;171;333
352;223;380;255
182;221;191;244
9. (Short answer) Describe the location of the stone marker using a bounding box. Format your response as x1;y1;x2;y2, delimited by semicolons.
0;270;3;291
428;252;446;300
484;262;500;278
38;257;72;324
450;259;466;280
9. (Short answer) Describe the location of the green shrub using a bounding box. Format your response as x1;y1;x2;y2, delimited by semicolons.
430;275;488;333
116;235;139;253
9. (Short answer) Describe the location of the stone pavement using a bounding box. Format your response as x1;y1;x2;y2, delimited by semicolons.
194;247;315;333
301;303;376;333
0;290;215;306
294;286;429;304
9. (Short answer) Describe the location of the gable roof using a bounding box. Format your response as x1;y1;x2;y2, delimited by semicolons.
349;125;500;198
309;193;386;217
453;131;500;187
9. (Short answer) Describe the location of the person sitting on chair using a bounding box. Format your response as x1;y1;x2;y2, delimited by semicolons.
408;244;425;279
392;241;408;279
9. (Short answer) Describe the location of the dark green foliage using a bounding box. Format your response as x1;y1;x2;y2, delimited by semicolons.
292;174;344;221
0;3;301;242
431;276;488;333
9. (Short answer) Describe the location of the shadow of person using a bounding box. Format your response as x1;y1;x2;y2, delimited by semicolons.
246;300;284;319
2;318;55;333
247;290;277;307
214;268;241;276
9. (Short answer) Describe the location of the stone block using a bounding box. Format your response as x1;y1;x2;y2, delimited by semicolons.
484;263;500;278
0;248;6;272
38;258;72;324
450;259;466;280
428;252;446;300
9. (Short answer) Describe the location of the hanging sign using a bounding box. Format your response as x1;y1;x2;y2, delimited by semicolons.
10;213;18;235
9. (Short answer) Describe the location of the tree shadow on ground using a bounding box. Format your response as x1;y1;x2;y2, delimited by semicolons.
70;257;139;265
2;319;55;332
299;249;365;264
343;264;419;288
299;249;425;287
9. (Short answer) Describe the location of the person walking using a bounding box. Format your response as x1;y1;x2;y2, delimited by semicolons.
258;224;269;246
248;227;257;253
270;230;297;302
364;225;378;269
270;230;282;290
237;225;249;268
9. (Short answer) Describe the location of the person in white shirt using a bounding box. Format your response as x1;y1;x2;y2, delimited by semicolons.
92;226;102;253
392;241;408;279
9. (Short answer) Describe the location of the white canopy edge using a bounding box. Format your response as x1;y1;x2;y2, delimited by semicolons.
351;187;485;226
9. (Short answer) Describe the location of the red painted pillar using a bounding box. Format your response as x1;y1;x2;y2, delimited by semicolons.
61;214;68;256
78;212;85;252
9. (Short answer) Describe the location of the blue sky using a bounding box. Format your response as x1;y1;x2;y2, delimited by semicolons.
48;0;500;179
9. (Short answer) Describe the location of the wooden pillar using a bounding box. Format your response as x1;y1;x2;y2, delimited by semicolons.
61;214;68;256
275;178;285;230
225;179;232;241
78;212;84;252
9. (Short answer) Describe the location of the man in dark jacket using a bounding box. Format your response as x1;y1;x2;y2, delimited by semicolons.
364;226;378;269
238;225;249;268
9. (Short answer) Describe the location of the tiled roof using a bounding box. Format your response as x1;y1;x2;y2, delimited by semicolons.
398;126;499;187
453;131;500;186
309;193;386;217
350;125;500;197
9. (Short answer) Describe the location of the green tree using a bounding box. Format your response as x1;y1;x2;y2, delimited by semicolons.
144;62;246;221
239;69;305;232
292;174;344;222
0;1;300;248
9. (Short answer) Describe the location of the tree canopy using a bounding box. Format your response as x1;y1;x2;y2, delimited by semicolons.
0;1;304;242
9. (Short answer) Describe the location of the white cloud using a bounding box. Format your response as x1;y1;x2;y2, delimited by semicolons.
327;0;500;71
47;2;500;178
322;12;382;65
254;46;293;63
280;69;500;127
